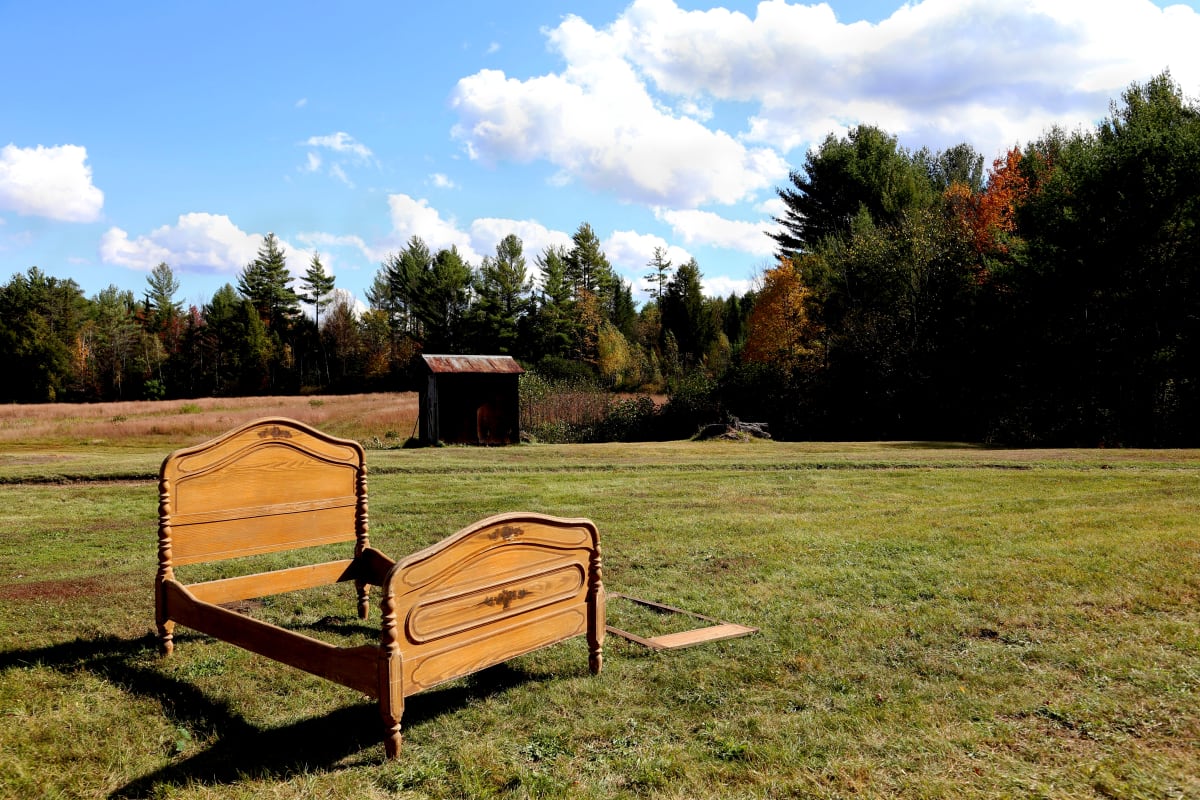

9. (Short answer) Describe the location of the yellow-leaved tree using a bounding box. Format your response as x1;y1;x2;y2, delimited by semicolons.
742;258;820;371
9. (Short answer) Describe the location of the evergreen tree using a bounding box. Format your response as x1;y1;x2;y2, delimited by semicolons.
562;223;619;364
0;268;87;401
918;142;986;193
144;262;182;328
643;246;674;302
471;234;533;355
609;278;638;340
771;125;934;257
564;223;615;300
382;236;434;338
531;245;575;360
295;253;336;387
418;246;474;353
202;283;271;394
659;258;712;366
237;232;300;333
723;293;746;348
142;262;186;395
298;252;336;329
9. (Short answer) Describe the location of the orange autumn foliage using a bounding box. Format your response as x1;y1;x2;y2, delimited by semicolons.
742;258;819;370
945;147;1029;255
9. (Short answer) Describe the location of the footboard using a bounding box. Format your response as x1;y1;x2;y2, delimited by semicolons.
384;512;604;696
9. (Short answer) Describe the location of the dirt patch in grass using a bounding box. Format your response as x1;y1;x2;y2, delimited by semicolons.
0;574;126;601
219;599;264;614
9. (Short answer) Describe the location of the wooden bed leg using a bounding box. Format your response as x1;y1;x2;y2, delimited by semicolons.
356;580;371;621
379;579;404;759
157;618;175;656
383;719;403;760
588;549;605;675
157;476;176;656
378;653;404;759
355;463;371;622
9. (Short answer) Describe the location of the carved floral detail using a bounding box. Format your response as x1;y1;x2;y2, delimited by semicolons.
488;525;524;542
482;587;531;610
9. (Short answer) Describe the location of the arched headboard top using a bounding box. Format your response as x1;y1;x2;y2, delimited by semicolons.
159;417;367;565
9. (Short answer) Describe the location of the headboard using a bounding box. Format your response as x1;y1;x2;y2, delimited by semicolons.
159;418;368;566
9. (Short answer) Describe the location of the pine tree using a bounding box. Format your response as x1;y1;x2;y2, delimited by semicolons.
382;236;434;337
472;234;533;355
144;262;182;328
237;232;300;333
298;252;336;329
531;245;575;359
564;223;615;300
643;246;673;302
659;258;712;365
297;252;336;386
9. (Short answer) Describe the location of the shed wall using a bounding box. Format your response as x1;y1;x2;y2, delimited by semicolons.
418;373;521;445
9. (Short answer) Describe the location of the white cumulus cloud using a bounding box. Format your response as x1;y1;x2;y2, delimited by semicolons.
450;10;789;208
99;213;311;277
603;230;693;291
655;208;777;256
451;0;1200;218
618;0;1200;156
701;274;753;298
469;217;573;262
0;143;104;222
386;193;483;264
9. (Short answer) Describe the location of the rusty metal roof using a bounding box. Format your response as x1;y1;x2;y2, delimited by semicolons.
420;354;525;374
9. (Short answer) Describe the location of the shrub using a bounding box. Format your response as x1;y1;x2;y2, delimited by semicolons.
142;379;166;401
595;395;660;442
520;372;613;443
657;370;721;439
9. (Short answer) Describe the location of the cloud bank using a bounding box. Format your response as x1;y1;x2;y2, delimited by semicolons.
452;0;1200;195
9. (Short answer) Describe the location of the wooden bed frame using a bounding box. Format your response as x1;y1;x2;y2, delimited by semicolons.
155;417;604;759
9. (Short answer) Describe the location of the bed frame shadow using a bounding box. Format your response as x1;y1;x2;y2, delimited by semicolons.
0;633;541;798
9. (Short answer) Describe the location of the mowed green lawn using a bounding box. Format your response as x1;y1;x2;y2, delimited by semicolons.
1;440;1197;799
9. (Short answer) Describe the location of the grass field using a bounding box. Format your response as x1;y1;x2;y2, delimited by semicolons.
1;396;1198;799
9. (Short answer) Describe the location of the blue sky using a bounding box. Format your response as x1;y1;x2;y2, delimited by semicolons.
3;0;1200;312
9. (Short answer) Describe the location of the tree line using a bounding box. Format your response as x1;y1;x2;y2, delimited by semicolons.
2;72;1196;445
747;71;1200;446
0;222;748;405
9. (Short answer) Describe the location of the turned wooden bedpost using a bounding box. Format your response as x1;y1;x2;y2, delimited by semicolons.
588;543;605;675
156;471;176;655
378;571;404;759
354;461;371;620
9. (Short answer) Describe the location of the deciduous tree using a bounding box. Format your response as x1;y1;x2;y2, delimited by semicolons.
742;259;817;372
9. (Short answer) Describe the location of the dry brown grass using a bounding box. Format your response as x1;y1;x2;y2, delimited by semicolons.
0;393;419;447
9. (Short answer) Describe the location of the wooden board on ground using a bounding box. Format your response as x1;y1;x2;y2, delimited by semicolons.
604;592;757;650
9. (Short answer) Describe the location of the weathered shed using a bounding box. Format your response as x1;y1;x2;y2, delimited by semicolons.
418;355;525;445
